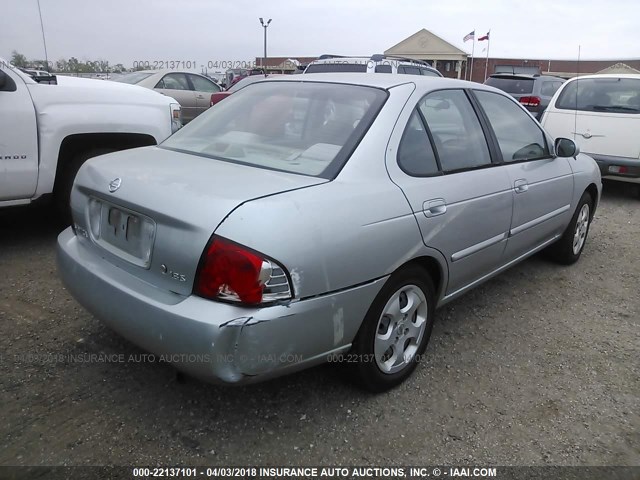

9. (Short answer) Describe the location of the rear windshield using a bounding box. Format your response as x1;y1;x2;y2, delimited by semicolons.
113;72;153;84
556;77;640;114
305;63;367;73
162;81;387;178
485;77;534;94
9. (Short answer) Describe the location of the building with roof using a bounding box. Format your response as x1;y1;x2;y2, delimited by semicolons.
257;29;640;81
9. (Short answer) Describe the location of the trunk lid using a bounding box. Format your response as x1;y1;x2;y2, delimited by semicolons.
72;146;326;295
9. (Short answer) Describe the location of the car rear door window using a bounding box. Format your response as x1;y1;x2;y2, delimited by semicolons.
399;66;421;75
474;90;550;162
189;74;221;93
156;73;190;90
375;64;392;73
540;80;563;97
418;90;492;172
397;110;440;176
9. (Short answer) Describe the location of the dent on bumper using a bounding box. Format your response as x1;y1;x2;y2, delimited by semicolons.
57;228;386;384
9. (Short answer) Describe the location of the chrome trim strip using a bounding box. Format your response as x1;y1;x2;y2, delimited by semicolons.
441;234;561;304
510;204;571;237
451;232;508;262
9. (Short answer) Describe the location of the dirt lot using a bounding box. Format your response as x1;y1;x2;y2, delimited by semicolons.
0;181;638;468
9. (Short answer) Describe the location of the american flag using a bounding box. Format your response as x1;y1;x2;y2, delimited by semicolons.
463;31;475;42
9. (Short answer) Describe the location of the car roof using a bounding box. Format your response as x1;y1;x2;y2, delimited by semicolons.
310;56;438;68
564;73;640;81
132;70;208;76
489;74;564;80
261;72;488;91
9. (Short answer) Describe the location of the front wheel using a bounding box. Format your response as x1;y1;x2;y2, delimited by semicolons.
350;266;436;392
546;191;593;265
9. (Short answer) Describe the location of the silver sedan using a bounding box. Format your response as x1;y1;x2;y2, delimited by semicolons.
57;74;602;391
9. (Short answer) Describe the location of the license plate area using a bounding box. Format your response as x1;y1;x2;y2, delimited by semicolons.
88;198;156;268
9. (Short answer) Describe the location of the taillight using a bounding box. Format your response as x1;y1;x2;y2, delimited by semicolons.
210;94;216;107
519;96;541;107
194;237;292;306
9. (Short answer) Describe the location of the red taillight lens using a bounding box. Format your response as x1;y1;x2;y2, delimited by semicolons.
519;96;541;107
194;237;291;305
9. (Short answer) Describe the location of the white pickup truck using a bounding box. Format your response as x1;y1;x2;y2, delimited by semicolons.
0;59;181;217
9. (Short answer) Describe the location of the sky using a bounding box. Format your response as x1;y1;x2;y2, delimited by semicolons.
2;0;639;70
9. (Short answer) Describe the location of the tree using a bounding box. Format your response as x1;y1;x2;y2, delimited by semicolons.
67;57;79;72
11;50;28;68
96;60;110;72
56;58;69;72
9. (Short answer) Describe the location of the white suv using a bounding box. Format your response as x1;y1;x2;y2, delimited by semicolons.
541;74;640;182
304;54;442;77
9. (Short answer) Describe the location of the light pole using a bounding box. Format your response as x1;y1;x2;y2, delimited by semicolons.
259;18;272;73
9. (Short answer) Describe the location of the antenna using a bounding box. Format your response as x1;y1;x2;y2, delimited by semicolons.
37;0;50;72
573;45;580;143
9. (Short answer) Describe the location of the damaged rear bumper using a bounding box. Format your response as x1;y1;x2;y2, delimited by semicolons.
57;228;386;384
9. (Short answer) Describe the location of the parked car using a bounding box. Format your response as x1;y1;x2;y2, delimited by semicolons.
58;74;601;391
485;74;565;119
0;59;181;219
541;74;640;182
210;74;278;107
225;68;265;88
304;54;443;77
113;70;221;123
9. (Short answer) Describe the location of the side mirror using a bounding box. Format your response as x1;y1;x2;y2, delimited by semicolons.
555;137;580;158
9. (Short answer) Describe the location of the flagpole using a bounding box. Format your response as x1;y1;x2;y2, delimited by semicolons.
483;29;491;82
470;29;475;81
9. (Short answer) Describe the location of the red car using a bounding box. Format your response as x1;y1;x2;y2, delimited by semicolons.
210;74;278;107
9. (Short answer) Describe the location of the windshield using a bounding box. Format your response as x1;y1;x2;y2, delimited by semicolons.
556;77;640;114
113;72;153;84
162;81;387;178
485;76;534;94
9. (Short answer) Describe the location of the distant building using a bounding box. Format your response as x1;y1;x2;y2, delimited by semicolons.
258;28;640;81
383;28;468;78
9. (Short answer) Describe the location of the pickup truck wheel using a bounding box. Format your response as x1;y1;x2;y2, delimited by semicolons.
546;191;593;265
54;148;114;224
349;266;436;392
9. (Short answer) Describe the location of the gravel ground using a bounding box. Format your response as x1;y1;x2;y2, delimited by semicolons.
0;180;638;468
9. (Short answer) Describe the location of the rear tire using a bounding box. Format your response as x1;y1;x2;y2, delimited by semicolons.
350;266;436;392
54;148;114;224
546;191;593;265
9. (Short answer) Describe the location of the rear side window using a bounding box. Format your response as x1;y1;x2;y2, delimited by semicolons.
418;90;492;172
156;73;190;90
305;63;367;73
189;74;221;93
485;76;534;94
397;110;439;176
474;90;549;162
540;80;563;97
556;77;640;114
375;64;392;73
399;66;421;75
